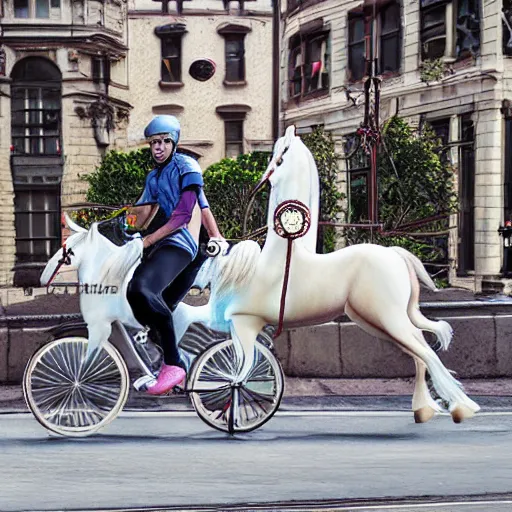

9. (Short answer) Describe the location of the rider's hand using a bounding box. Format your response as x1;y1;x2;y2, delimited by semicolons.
142;236;152;249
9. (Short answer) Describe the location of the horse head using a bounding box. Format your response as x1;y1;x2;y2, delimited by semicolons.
40;213;88;287
254;125;320;252
41;211;143;290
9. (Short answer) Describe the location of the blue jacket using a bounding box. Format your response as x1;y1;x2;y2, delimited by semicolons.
137;153;206;258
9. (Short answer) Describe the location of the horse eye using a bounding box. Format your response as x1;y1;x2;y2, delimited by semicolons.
276;157;283;166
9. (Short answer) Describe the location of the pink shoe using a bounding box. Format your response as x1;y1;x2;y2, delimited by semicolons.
146;364;186;396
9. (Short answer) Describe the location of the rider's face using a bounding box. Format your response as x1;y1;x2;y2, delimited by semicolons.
149;135;174;163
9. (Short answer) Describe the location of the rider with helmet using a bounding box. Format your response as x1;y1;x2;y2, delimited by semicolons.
127;114;223;395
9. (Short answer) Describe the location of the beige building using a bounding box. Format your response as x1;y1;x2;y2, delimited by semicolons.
127;0;274;166
279;0;512;293
0;0;273;291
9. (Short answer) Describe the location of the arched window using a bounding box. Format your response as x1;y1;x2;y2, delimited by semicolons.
10;58;62;285
11;57;61;156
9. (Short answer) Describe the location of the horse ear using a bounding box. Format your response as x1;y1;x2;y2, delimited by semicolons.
285;125;296;138
283;125;296;148
63;212;87;233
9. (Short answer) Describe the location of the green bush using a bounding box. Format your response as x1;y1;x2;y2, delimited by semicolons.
73;148;153;228
81;148;152;205
203;152;270;241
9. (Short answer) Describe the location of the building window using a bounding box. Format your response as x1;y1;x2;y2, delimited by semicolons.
288;30;330;99
161;36;181;82
503;0;512;56
14;186;61;265
155;24;187;85
11;59;61;156
11;57;63;283
218;24;251;85
225;120;244;158
225;35;245;82
379;2;401;74
425;114;475;274
14;0;59;18
92;57;111;85
12;87;61;155
420;0;480;61
348;13;365;82
348;1;401;82
216;104;251;158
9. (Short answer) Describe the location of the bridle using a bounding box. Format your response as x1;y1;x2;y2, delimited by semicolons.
46;244;75;290
273;199;311;338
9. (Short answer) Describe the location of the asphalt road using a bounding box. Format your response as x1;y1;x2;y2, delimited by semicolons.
1;409;512;511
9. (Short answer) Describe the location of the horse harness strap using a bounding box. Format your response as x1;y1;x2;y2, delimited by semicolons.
46;244;75;290
273;200;311;339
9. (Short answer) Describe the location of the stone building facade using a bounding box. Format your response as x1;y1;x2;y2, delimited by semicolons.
279;0;511;292
0;0;273;291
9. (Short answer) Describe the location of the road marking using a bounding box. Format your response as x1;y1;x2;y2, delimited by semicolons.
4;410;512;420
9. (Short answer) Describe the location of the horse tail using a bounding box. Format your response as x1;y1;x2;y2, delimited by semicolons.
212;240;261;302
389;246;437;291
391;246;453;351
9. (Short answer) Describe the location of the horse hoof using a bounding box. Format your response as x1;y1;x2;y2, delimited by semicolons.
450;404;475;424
414;406;436;424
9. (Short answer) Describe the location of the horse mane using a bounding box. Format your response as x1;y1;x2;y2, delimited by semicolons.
210;240;261;303
92;226;143;287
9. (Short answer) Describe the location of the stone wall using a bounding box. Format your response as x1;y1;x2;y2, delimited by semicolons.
2;299;512;383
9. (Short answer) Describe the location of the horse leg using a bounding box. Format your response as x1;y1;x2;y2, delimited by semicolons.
85;320;113;360
375;315;479;423
230;314;266;384
346;302;441;423
412;358;444;423
395;250;472;422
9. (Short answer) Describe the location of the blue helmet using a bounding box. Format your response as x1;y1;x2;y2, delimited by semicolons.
144;115;180;147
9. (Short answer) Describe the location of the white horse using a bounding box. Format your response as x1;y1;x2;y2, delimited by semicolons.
194;125;480;424
40;218;212;366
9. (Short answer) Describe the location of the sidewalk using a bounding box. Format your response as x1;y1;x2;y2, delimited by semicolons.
3;377;512;414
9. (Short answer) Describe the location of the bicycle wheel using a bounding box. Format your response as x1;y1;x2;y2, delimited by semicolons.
187;339;284;434
23;336;129;437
